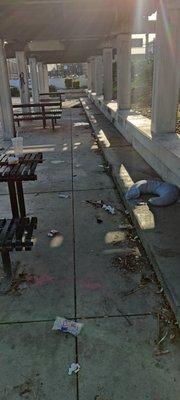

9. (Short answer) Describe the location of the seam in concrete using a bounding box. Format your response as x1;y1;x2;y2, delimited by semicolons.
0;187;115;197
0;313;153;326
70;108;79;400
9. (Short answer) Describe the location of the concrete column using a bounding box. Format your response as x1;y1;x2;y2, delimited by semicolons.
37;62;49;94
87;61;92;90
37;62;44;93
29;57;39;103
151;2;180;134
16;51;30;104
145;33;149;59
0;39;15;140
91;58;95;92
103;48;113;101
95;55;103;96
43;64;49;93
116;34;131;110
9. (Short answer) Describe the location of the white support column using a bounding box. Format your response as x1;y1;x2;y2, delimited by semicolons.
103;48;113;101
95;55;103;96
43;64;49;93
151;1;180;134
16;51;30;104
0;39;15;140
116;34;131;110
37;62;44;93
90;58;95;92
87;61;92;90
29;57;39;103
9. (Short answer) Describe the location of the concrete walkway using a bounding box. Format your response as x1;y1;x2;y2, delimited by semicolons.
0;103;180;399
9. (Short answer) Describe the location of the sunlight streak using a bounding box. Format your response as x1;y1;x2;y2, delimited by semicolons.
159;0;174;60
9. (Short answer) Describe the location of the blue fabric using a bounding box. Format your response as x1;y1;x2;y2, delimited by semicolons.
126;180;179;206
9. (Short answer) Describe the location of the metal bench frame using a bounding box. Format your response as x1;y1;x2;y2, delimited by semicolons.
0;217;37;292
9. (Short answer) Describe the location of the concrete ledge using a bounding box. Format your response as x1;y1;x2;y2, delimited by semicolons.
81;96;180;324
87;91;180;189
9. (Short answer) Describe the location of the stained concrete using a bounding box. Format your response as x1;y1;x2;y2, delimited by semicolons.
0;192;74;322
0;322;76;400
78;317;180;400
0;102;179;399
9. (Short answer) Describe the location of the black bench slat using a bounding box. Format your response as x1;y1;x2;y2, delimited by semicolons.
14;115;61;121
18;154;32;177
0;217;37;251
0;217;37;287
1;165;12;178
14;110;62;116
9;155;29;177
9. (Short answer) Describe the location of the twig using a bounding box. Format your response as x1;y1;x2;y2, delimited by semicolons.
121;284;146;298
157;330;168;347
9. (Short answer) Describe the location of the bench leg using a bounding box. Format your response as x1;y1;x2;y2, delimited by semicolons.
0;250;13;293
1;251;12;277
8;181;20;218
52;118;55;130
16;181;26;217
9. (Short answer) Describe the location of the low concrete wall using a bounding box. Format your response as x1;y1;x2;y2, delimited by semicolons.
88;91;180;189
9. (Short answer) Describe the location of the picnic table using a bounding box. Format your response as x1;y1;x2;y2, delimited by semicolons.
39;91;65;108
13;101;62;130
0;152;43;218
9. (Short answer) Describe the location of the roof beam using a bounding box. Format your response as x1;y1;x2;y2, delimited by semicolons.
28;40;65;51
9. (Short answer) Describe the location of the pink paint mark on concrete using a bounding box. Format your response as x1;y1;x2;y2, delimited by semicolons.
34;273;55;287
82;279;103;291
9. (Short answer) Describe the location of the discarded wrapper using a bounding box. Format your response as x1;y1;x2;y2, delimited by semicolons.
48;230;59;238
52;317;83;337
58;194;69;199
68;363;81;375
8;156;19;165
102;204;115;215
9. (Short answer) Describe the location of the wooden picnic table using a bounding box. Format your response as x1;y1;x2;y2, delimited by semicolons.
13;101;62;129
39;92;65;108
0;152;43;218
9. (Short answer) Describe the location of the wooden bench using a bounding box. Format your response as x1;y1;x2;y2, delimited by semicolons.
39;91;65;109
0;217;37;292
13;102;62;130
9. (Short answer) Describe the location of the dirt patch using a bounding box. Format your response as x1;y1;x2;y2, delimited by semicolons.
111;253;141;273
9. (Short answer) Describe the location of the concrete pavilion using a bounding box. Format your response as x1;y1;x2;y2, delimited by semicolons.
0;0;179;188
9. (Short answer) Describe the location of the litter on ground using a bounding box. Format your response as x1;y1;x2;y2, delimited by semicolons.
52;317;83;336
68;363;81;375
86;200;115;214
47;230;59;237
118;224;133;230
58;194;70;199
51;160;65;164
102;204;115;214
